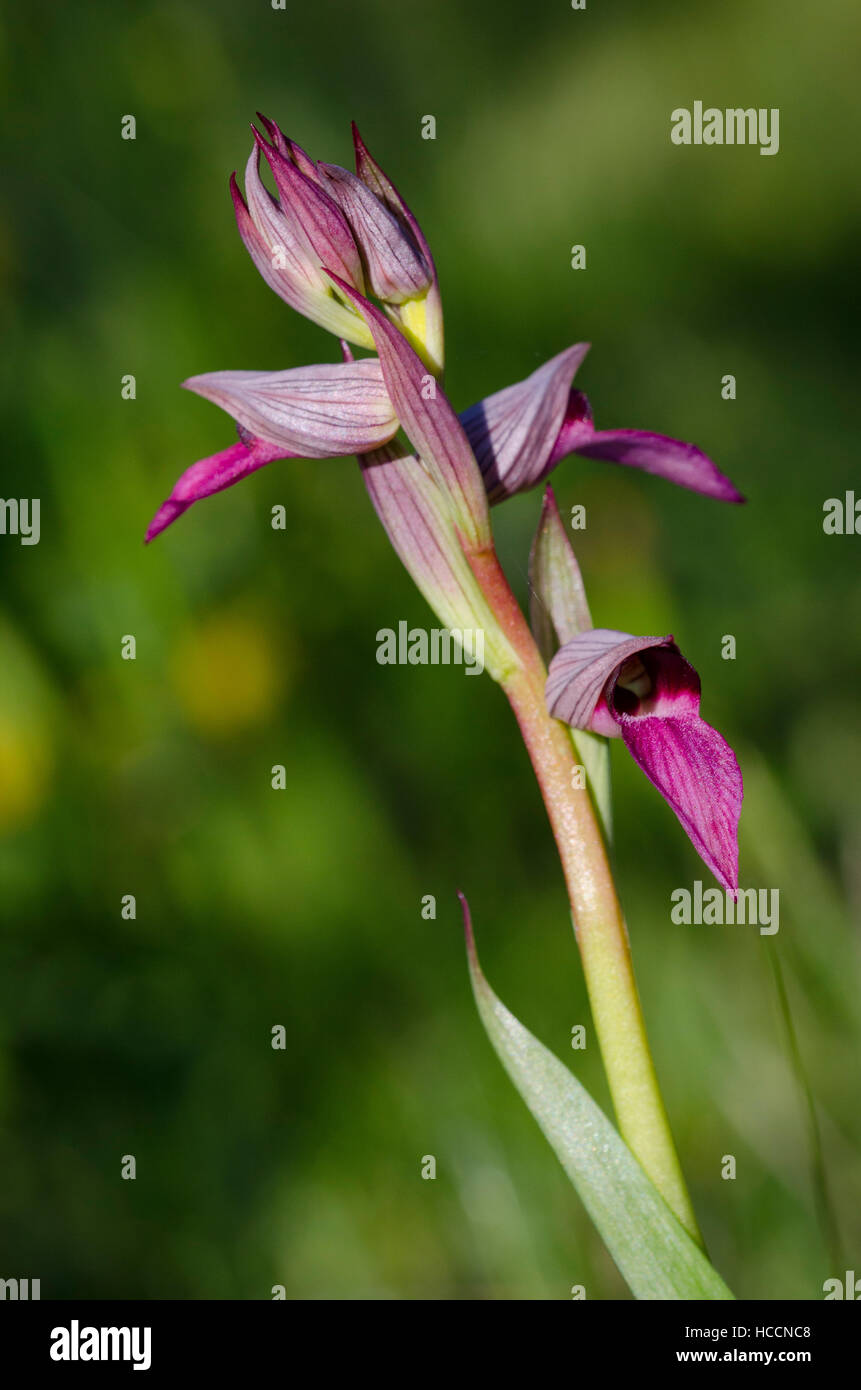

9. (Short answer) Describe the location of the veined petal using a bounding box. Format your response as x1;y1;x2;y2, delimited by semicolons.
183;360;398;457
546;629;671;735
328;275;491;552
547;630;742;889
360;443;516;682
549;391;744;503
460;345;591;503
317;163;430;304
351;123;436;283
255;131;366;292
232;162;374;347
254;113;320;182
145;435;284;542
528;484;592;664
241;148;318;289
619;713;742;892
351;123;444;375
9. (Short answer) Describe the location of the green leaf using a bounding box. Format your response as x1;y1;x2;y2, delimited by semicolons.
462;899;734;1300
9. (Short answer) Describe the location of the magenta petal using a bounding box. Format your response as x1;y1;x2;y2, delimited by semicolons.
546;629;743;888
256;134;365;292
550;395;744;504
460;345;591;503
145;436;285;542
619;713;742;892
326;274;490;551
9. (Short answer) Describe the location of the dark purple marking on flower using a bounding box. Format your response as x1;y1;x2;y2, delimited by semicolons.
546;629;742;890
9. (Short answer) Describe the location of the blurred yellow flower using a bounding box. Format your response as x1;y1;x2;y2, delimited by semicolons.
170;611;285;737
0;719;52;833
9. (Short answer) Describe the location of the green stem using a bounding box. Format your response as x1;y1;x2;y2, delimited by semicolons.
469;546;702;1244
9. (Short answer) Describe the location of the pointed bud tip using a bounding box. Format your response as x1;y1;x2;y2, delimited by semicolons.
457;891;476;952
540;481;561;517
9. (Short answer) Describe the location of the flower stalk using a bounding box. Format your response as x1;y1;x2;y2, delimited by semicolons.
468;544;702;1244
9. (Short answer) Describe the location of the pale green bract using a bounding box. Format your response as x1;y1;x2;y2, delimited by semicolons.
464;910;734;1301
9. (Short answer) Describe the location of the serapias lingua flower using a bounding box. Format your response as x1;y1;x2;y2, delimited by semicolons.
232;117;441;369
145;359;398;541
147;121;741;543
461;345;744;505
546;630;743;890
147;338;740;541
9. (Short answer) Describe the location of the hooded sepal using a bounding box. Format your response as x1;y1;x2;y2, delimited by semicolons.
183;360;398;457
317;163;431;305
546;630;742;890
460;347;742;506
461;345;590;503
351;123;444;376
231;137;374;348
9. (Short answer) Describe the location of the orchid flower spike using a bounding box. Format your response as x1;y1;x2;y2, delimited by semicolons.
460;345;744;505
231;117;442;371
546;630;743;890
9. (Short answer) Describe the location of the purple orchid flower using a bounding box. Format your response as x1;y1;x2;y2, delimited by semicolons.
147;338;740;542
230;117;440;362
461;345;744;505
145;360;398;542
545;630;743;890
147;120;741;543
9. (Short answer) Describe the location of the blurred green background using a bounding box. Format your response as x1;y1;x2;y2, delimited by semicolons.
1;0;859;1300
